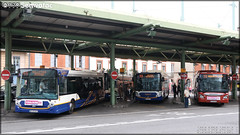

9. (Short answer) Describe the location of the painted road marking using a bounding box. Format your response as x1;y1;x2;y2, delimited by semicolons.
147;112;195;117
3;112;238;134
61;104;239;119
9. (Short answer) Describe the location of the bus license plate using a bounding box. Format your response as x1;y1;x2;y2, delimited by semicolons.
207;96;220;100
29;110;38;113
210;101;217;103
145;98;151;100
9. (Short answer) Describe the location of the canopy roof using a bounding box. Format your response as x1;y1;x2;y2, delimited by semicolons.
1;1;239;65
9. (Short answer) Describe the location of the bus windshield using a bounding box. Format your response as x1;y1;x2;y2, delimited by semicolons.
199;74;229;92
17;69;58;100
136;74;161;91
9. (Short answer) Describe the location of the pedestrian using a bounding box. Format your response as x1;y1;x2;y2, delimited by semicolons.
177;84;181;97
172;83;177;98
118;83;123;100
184;88;190;108
125;84;132;101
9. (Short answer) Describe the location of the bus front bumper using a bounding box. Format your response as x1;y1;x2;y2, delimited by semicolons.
198;98;229;103
135;96;163;101
15;103;70;114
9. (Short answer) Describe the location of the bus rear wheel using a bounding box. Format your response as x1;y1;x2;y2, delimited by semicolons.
68;100;75;114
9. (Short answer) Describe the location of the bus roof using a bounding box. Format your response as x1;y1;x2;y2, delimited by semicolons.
67;70;104;78
19;68;104;78
136;70;170;78
197;70;228;75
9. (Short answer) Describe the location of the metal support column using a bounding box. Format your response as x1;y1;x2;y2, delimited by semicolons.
70;55;74;70
4;31;12;111
110;43;116;106
133;59;136;88
232;55;237;100
218;64;221;72
181;50;185;102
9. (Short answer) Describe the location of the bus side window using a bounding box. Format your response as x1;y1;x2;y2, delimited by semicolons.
59;77;67;95
79;79;89;99
67;77;75;94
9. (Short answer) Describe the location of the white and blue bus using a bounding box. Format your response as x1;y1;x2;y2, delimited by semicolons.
134;71;170;101
15;68;105;114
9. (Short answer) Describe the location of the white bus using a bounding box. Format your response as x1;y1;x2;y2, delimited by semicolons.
15;68;105;114
134;71;170;101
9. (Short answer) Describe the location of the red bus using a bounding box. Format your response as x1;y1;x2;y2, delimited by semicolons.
193;70;230;106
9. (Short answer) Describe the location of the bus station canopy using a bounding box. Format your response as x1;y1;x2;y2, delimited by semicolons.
1;1;239;65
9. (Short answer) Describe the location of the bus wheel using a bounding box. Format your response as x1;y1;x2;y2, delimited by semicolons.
68;100;75;114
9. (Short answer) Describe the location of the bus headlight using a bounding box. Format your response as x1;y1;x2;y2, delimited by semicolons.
48;101;55;107
223;95;228;99
199;94;204;98
157;91;162;97
135;92;140;97
16;100;21;107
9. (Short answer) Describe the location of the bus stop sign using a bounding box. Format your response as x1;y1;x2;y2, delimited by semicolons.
1;69;11;80
111;71;118;80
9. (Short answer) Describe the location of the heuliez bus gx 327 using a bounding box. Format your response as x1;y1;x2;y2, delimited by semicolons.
193;70;230;106
134;71;170;101
15;68;107;114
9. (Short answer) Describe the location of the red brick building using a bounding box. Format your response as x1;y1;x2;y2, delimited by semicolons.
29;53;90;70
194;63;237;74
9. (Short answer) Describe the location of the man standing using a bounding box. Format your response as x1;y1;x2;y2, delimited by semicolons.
173;83;177;98
184;89;190;108
177;84;181;97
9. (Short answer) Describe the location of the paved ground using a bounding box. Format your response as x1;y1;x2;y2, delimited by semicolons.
0;94;184;120
1;94;239;134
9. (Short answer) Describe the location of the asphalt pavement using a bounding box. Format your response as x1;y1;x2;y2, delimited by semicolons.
1;94;239;134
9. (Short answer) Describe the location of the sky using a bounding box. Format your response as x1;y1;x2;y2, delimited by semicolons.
66;1;239;31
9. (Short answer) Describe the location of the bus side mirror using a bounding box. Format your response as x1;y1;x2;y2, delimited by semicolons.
161;77;165;82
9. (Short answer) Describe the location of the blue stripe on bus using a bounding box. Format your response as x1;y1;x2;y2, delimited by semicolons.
15;97;96;114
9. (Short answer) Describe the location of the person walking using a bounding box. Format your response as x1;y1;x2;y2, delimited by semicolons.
184;88;190;108
172;83;177;98
126;84;132;102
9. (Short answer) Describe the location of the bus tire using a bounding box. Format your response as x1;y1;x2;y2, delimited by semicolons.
68;100;75;114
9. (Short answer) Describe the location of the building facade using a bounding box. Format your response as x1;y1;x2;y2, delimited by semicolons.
1;50;30;86
194;63;239;74
1;51;239;88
